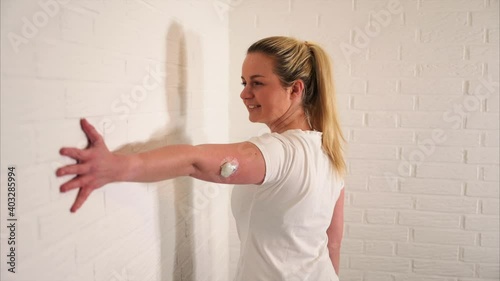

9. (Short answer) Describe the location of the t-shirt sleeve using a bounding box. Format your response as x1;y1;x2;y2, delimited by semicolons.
247;133;291;185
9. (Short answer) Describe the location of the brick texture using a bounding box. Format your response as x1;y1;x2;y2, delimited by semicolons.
2;0;497;280
1;1;231;281
228;0;499;280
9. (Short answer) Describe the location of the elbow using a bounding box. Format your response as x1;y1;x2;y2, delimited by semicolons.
188;146;203;177
327;242;342;251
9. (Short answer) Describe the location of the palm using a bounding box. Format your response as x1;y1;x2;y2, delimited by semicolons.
56;119;115;213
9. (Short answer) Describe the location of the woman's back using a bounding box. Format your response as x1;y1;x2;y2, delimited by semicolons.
231;129;344;281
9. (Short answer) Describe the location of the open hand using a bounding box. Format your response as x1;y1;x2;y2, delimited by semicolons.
56;118;118;213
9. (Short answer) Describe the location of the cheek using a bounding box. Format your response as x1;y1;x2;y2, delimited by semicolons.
266;100;287;117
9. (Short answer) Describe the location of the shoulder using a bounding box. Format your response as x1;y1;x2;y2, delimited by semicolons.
247;130;324;168
249;129;322;148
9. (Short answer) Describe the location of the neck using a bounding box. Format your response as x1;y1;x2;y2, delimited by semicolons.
268;105;312;133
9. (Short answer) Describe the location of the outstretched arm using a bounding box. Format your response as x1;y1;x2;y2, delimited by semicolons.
56;119;265;213
327;188;345;274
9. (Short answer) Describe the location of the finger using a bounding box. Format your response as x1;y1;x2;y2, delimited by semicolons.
80;118;103;145
70;185;94;213
56;163;90;177
60;175;91;193
59;147;90;162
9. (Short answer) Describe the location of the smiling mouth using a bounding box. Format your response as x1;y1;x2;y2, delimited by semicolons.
248;105;261;109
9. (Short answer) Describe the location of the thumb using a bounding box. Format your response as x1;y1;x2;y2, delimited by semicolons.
80;118;103;145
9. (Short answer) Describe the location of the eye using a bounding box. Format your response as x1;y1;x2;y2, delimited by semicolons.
241;81;263;87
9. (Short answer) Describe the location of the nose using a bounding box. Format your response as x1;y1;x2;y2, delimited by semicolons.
240;86;253;100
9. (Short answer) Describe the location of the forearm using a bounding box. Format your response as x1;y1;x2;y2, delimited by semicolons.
116;144;197;183
328;244;341;274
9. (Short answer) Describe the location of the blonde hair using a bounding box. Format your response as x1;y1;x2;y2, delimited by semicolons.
248;36;346;177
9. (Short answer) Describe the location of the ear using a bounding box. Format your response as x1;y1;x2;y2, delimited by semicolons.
289;79;305;101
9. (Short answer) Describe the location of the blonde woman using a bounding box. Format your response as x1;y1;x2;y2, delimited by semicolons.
57;36;346;280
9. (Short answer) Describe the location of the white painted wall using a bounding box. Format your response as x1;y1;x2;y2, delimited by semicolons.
1;0;499;281
1;0;230;280
228;0;499;280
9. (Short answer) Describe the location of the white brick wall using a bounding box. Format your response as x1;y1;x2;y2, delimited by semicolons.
229;0;499;280
3;0;497;280
1;0;230;280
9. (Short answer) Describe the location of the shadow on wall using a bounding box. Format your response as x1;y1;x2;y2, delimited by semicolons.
164;22;196;281
113;22;207;280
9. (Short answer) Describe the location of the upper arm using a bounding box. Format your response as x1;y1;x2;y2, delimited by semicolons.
190;142;266;185
327;188;345;247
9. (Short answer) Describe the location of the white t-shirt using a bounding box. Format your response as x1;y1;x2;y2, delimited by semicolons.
231;129;345;281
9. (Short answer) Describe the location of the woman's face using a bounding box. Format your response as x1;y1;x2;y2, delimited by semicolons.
240;52;293;126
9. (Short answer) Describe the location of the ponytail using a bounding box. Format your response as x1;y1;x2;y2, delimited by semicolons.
308;43;346;177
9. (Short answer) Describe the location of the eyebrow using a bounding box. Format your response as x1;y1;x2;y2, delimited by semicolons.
241;74;265;80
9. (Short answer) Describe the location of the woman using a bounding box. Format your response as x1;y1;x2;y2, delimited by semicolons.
57;36;346;280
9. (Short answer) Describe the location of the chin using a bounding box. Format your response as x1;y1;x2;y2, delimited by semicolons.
248;115;258;123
